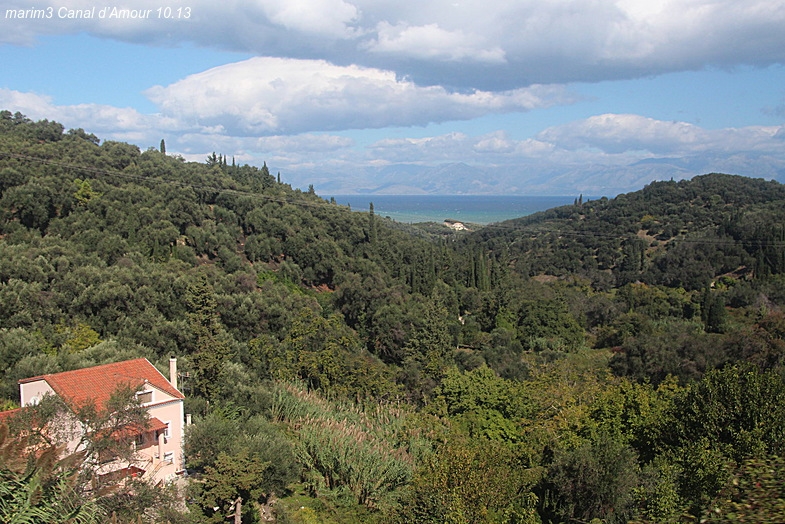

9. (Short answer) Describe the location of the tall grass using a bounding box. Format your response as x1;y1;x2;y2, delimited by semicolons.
270;381;428;507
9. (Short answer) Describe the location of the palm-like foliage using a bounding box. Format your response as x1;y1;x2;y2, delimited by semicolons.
0;423;98;524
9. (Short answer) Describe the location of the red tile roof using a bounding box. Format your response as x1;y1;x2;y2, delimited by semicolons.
112;416;169;440
19;358;183;411
0;408;21;423
147;417;169;433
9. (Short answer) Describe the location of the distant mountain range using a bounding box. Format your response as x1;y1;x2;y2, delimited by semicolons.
287;154;785;196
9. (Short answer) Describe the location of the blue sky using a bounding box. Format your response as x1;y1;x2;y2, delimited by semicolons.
2;0;785;195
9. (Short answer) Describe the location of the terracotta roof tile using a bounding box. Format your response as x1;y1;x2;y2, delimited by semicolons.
19;358;183;411
112;417;169;440
0;408;21;423
147;417;169;433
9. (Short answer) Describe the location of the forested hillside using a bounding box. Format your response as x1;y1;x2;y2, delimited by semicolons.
1;111;784;523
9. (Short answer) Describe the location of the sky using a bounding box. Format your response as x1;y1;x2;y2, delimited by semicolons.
1;0;785;195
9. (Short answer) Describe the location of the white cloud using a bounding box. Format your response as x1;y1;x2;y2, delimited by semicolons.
0;88;166;140
368;133;472;163
256;134;355;152
4;0;785;89
7;85;782;173
258;0;360;37
4;85;785;193
536;114;785;155
356;115;785;175
537;114;704;153
366;22;506;63
473;131;517;154
0;86;363;164
145;57;574;135
0;89;55;117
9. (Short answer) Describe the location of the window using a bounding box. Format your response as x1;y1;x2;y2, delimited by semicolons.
163;421;170;439
135;433;145;446
136;390;153;404
163;451;174;464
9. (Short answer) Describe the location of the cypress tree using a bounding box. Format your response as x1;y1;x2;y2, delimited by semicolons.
186;276;231;400
368;202;377;245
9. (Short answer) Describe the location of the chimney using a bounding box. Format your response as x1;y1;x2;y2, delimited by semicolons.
169;356;178;390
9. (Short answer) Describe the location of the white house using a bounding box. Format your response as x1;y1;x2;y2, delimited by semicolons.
17;357;186;485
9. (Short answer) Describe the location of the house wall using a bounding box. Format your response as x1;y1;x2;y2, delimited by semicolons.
17;384;79;462
19;379;56;406
138;381;178;406
19;378;185;484
19;380;83;452
143;399;185;482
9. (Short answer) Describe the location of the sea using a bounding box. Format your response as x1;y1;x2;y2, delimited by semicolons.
327;195;577;225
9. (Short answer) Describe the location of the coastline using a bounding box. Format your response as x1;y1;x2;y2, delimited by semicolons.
327;194;579;225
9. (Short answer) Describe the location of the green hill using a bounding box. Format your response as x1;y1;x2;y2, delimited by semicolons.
463;173;785;290
2;111;785;524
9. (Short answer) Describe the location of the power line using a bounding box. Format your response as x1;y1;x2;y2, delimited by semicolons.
0;151;332;211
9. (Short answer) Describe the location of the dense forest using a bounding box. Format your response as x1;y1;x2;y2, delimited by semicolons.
1;110;784;523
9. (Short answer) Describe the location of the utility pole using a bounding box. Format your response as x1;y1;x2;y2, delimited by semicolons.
228;496;242;524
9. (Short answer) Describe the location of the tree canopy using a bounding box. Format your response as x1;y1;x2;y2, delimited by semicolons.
2;112;785;523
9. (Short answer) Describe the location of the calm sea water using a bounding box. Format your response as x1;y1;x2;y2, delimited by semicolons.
328;195;577;225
